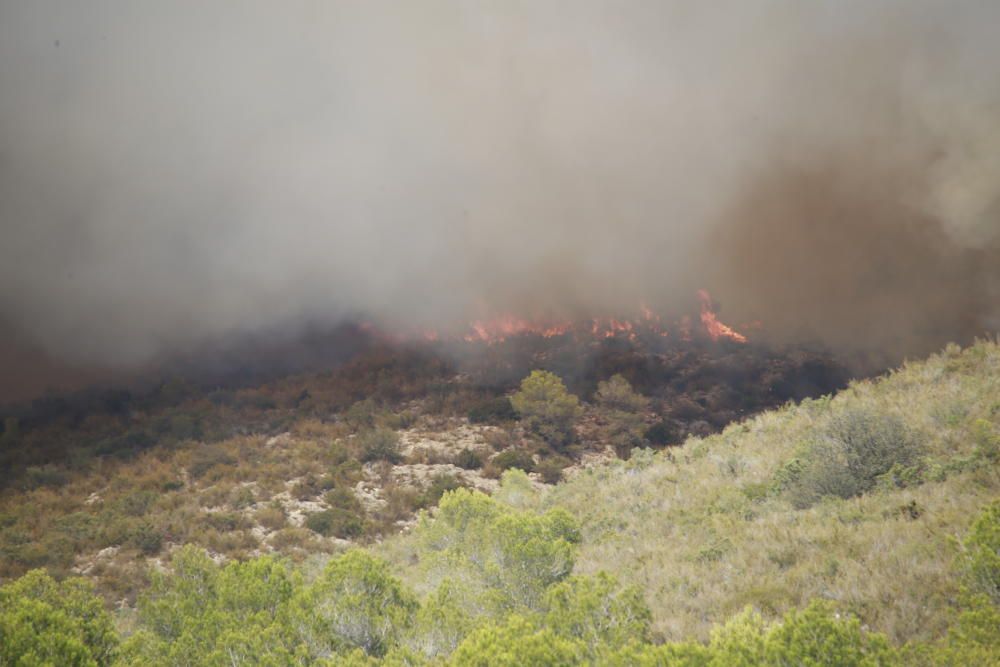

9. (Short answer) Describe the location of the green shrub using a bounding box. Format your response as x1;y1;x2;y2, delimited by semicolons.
188;446;236;480
964;501;1000;604
130;522;164;555
595;374;649;413
343;398;378;431
492;449;535;473
417;489;579;612
305;509;365;539
450;615;585;666
453;448;485;470
226;485;254;509
510;371;582;449
357;428;402;464
325;486;363;513
417;474;466;509
468;397;517;424
292;551;418;658
536;455;571;484
542;572;651;654
117;489;160;517
784;409;923;507
0;569;118;666
21;465;70;490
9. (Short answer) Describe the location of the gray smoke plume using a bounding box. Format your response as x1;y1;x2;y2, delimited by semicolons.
1;1;998;399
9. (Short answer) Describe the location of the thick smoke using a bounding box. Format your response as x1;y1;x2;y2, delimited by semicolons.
1;1;998;398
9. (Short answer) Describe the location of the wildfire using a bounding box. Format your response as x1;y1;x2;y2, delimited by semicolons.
697;289;748;343
457;292;747;345
366;291;749;346
463;315;573;343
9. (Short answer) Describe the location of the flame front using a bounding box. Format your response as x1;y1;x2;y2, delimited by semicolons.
697;289;748;343
371;292;750;345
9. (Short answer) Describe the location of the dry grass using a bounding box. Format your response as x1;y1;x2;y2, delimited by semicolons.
537;340;1000;644
377;339;1000;647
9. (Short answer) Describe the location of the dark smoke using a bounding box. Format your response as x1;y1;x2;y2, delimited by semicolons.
1;1;998;399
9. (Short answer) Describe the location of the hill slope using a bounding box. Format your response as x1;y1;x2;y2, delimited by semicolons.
1;340;997;665
384;339;1000;645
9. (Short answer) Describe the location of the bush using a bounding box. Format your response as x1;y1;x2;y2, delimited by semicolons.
416;474;466;509
784;409;923;507
644;419;682;447
0;570;119;666
417;490;580;612
542;572;651;654
255;504;287;532
450;615;585;667
510;371;582;449
292;551;418;658
492;449;536;474
453;448;485;470
305;509;365;539
536;456;572;484
468;397;517;424
130;522;164;555
594;375;649;413
964;500;1000;604
188;446;237;480
325;487;363;513
357;428;402;464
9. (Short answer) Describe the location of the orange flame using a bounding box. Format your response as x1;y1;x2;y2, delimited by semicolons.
697;290;747;343
367;293;750;345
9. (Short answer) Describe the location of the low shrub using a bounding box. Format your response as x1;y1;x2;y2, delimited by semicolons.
964;500;1000;604
536;456;572;484
468;397;517;424
492;449;536;474
783;409;924;508
324;487;363;513
357;428;402;464
130;522;164;555
453;448;485;470
305;508;365;539
255;504;288;532
188;446;237;480
417;474;466;509
644;419;682;447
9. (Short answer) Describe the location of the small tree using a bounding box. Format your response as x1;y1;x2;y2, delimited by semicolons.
595;375;649;413
0;569;118;666
510;371;582;449
595;375;649;459
292;551;417;658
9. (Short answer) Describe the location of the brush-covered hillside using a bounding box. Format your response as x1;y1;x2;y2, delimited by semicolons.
1;341;998;665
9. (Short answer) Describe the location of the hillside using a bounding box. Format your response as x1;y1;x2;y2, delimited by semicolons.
0;334;846;604
1;340;998;665
379;339;1000;647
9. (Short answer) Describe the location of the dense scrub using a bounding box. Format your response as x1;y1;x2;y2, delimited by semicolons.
2;484;998;665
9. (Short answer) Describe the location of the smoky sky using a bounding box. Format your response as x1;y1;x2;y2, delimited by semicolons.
1;1;998;387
